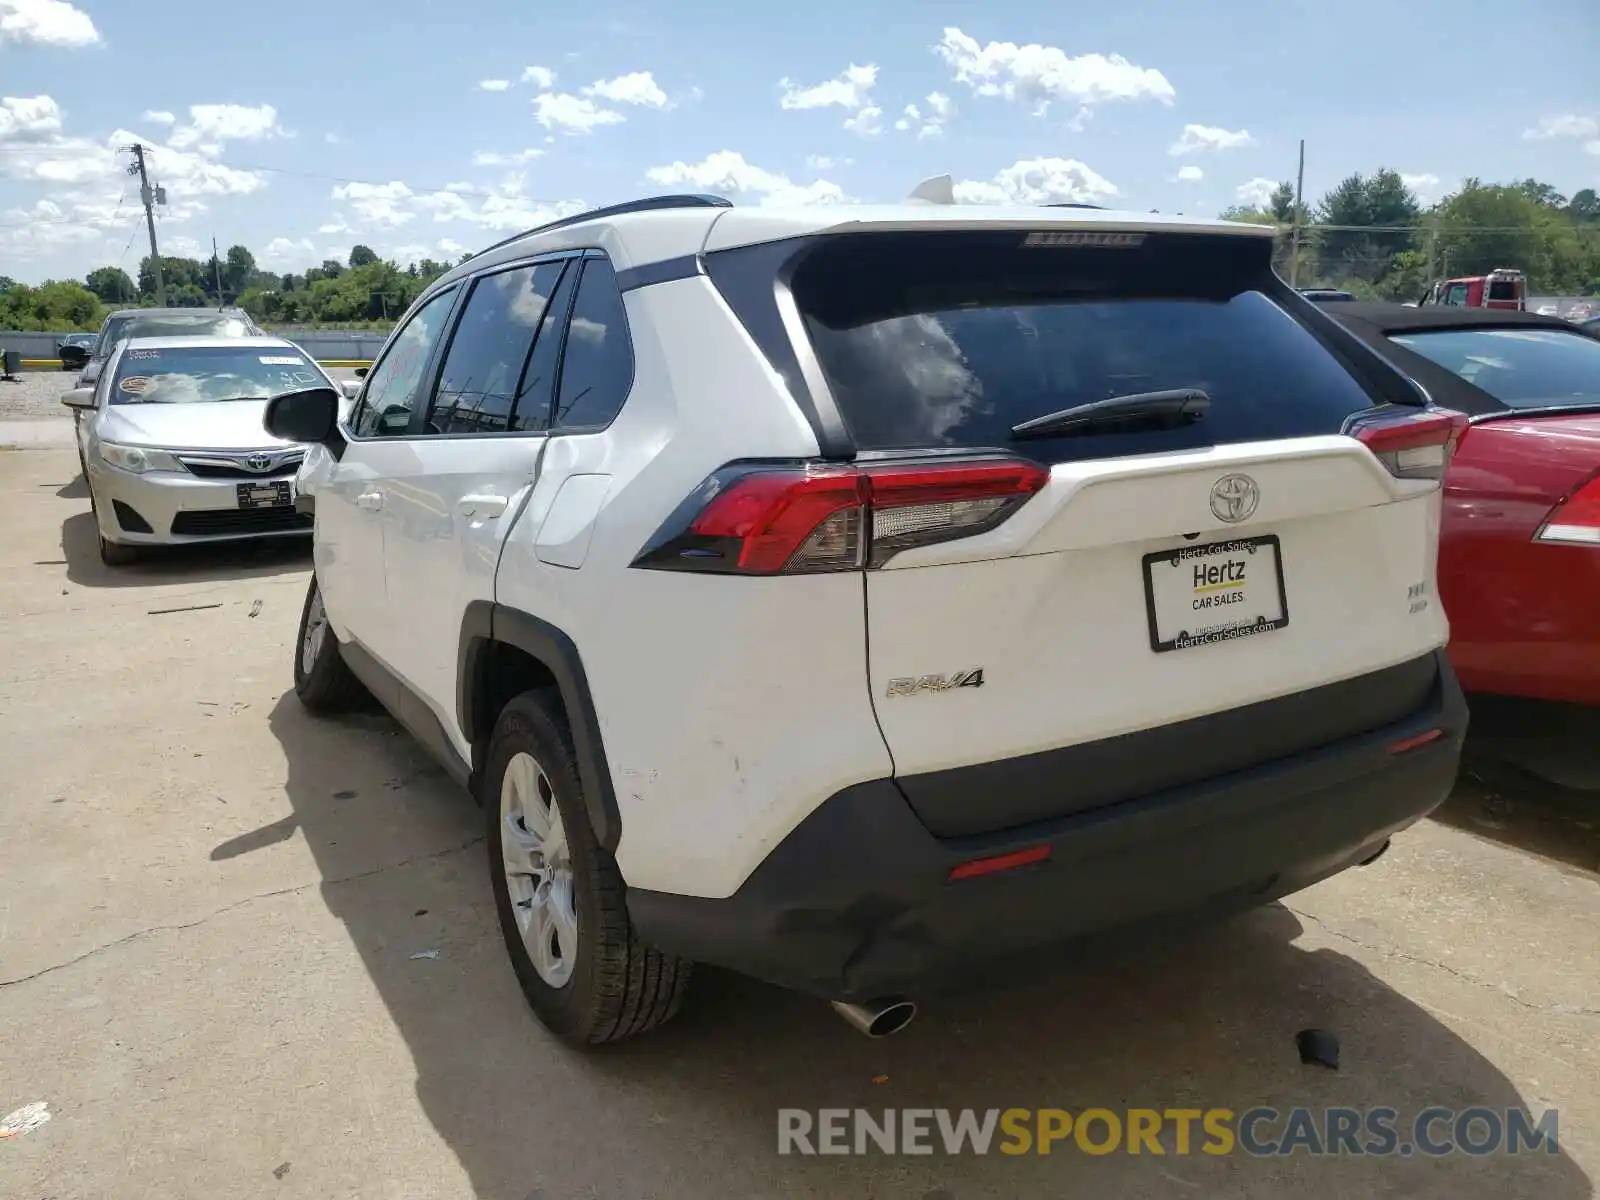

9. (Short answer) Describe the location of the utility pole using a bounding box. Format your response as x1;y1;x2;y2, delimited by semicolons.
212;236;225;307
1289;139;1306;288
124;143;165;306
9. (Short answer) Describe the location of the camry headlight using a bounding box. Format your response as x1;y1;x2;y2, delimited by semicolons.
98;442;184;474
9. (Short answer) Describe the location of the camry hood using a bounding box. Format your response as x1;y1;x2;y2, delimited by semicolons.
95;399;293;452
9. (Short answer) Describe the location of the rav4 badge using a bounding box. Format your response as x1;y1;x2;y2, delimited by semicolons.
886;669;986;698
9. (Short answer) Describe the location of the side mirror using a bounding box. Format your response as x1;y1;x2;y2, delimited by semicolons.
61;387;96;409
353;366;369;379
339;379;362;399
264;387;344;457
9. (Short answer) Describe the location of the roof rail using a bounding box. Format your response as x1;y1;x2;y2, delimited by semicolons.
1043;202;1106;210
462;194;733;264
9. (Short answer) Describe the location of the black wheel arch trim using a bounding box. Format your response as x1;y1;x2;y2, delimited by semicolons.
458;600;622;852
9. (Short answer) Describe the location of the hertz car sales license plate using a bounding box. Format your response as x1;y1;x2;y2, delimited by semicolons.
236;480;291;510
1142;535;1289;654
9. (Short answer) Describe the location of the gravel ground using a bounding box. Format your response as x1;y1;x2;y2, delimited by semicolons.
0;367;80;423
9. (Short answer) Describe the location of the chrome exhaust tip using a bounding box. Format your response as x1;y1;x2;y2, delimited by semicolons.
830;997;918;1038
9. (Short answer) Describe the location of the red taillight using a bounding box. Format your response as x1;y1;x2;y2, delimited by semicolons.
1535;469;1600;547
641;457;1051;575
948;844;1052;882
1349;408;1469;481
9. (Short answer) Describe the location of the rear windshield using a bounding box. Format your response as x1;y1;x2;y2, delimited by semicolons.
791;231;1376;463
1389;327;1600;410
1487;280;1520;301
96;314;253;358
110;346;323;405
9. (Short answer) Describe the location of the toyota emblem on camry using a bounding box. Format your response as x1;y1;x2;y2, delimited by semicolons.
1210;474;1259;523
245;452;273;472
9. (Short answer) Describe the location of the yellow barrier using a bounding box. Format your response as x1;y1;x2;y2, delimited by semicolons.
15;358;373;370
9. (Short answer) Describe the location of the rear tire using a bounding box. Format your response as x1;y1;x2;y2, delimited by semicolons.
485;690;692;1046
98;534;138;566
292;574;368;714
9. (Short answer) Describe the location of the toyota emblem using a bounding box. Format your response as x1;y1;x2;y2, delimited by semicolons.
245;452;273;472
1209;474;1259;523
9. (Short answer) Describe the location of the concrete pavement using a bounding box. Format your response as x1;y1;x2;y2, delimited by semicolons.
1;437;1596;1199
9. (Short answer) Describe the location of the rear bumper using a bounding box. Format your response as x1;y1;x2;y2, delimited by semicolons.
628;650;1467;1001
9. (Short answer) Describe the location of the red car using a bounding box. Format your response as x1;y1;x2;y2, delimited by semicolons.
1324;303;1600;705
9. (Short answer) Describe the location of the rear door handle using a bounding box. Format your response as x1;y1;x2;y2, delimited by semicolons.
458;494;509;518
356;490;385;511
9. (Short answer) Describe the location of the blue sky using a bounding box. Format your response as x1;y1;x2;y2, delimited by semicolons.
2;0;1597;283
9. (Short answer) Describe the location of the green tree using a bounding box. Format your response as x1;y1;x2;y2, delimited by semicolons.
1567;189;1599;223
85;266;136;305
349;244;379;268
223;245;258;299
1432;180;1597;294
1314;168;1421;285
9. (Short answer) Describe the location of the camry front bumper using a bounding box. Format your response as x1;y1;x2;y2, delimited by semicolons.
88;455;311;545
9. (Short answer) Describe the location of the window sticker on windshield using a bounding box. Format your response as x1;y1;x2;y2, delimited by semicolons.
126;349;162;360
260;355;305;366
119;376;150;394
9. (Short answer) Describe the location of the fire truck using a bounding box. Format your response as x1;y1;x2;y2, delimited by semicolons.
1418;268;1527;311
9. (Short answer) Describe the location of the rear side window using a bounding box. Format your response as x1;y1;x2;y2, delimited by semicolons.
1389;327;1600;410
552;258;634;431
791;231;1377;464
427;261;567;435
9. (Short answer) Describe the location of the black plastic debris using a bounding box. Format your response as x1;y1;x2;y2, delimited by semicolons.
1297;1028;1340;1070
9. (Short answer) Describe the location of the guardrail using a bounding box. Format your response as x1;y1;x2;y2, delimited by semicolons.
16;357;374;370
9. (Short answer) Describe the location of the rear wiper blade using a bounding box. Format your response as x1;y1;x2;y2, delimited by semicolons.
1010;388;1211;439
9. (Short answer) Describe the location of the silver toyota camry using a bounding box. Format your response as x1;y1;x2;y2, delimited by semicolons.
62;335;358;566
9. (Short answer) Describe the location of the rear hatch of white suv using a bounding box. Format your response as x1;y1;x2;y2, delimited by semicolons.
702;216;1462;839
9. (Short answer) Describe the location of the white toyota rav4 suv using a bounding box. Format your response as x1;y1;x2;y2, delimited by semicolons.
265;194;1469;1046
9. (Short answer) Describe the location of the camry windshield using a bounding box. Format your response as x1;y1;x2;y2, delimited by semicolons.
110;346;325;405
1388;327;1600;410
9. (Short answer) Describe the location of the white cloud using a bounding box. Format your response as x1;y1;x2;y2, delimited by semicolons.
952;156;1119;205
521;65;557;88
1401;172;1441;200
324;132;342;145
0;93;63;140
0;97;279;266
317;216;352;235
1523;114;1599;140
584;71;668;108
141;109;176;127
779;63;878;111
169;103;285;149
778;63;883;136
644;149;847;206
331;180;416;229
478;79;511;92
895;91;955;139
163;234;204;259
1176;165;1204;183
532;91;624;135
258;236;318;270
843;105;883;137
1234;177;1278;207
0;0;101;48
805;154;850;170
1587;140;1600;157
1169;124;1256;155
471;147;544;167
934;27;1174;116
